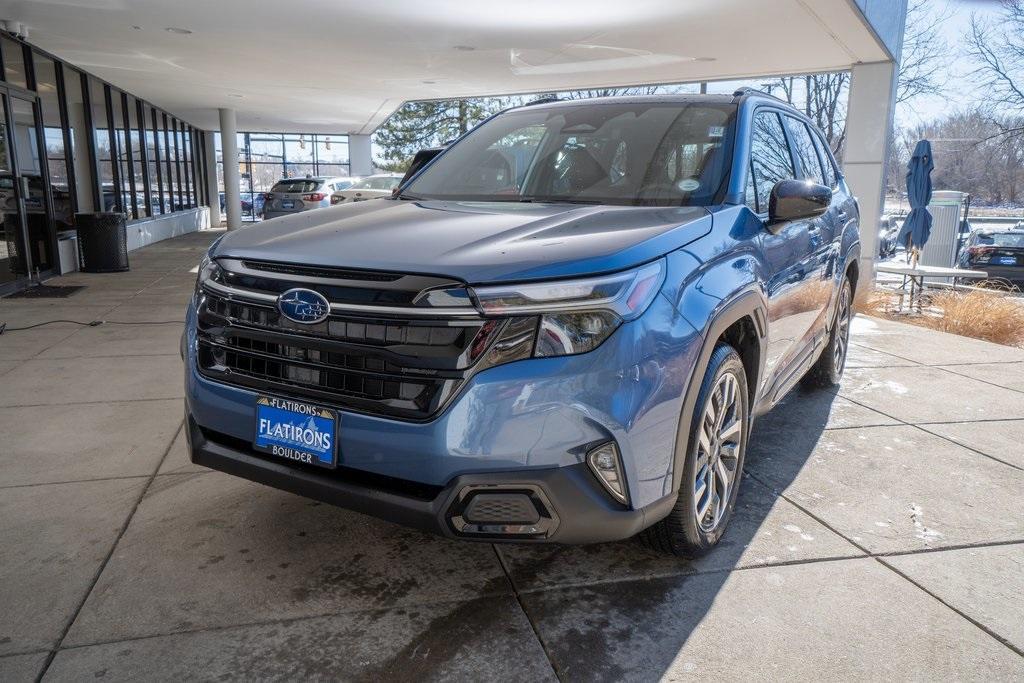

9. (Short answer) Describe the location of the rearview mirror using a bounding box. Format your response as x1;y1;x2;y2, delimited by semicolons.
768;179;831;225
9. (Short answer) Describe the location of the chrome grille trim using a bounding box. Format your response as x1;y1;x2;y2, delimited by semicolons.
202;280;481;319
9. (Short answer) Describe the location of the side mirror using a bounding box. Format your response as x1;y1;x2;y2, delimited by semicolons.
768;179;831;225
399;146;447;186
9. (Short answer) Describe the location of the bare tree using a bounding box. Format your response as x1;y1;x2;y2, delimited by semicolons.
897;0;950;104
966;0;1024;140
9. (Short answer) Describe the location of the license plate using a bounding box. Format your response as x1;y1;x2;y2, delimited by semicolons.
254;396;337;468
281;200;294;209
997;256;1016;265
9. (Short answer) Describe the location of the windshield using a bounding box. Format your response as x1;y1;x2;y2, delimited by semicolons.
271;179;321;193
352;176;401;191
977;232;1024;248
404;102;737;206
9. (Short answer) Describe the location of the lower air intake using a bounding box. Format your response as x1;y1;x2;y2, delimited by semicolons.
448;485;558;539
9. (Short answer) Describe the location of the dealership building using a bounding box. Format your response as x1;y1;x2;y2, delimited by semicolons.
0;0;906;296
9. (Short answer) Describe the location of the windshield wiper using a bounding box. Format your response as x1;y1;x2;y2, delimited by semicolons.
518;196;603;205
396;191;423;200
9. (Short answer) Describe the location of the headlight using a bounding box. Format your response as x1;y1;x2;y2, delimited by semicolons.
472;259;665;357
195;255;223;293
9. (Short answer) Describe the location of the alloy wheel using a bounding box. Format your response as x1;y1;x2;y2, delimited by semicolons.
693;371;744;533
833;284;851;374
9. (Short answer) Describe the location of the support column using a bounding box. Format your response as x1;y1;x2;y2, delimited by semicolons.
348;134;373;177
203;130;222;227
69;102;95;213
843;60;898;285
219;108;241;231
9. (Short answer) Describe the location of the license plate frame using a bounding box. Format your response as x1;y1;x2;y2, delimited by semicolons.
997;256;1016;265
254;396;338;469
281;200;294;209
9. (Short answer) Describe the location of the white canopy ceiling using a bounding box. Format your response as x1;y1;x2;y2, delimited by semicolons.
2;0;896;133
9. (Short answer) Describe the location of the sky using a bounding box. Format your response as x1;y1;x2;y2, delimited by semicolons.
901;0;1006;127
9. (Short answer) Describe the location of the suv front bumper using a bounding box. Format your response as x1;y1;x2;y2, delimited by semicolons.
187;415;676;543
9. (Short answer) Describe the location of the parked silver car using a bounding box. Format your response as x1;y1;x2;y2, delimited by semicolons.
263;177;352;220
330;174;403;205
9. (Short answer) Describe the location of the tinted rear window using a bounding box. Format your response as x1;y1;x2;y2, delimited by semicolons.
977;232;1024;248
271;179;321;193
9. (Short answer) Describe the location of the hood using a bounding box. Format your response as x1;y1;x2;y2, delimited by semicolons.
213;199;712;284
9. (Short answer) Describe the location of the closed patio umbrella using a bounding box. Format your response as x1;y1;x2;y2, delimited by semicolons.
897;139;934;266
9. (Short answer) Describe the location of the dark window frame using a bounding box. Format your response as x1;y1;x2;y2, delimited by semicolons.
135;97;152;217
119;90;138;219
52;60;79;217
150;107;165;214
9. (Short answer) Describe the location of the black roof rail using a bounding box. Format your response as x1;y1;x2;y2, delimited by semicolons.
732;86;789;105
523;94;560;107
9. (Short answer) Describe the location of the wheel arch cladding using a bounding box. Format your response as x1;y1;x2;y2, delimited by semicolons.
668;290;767;498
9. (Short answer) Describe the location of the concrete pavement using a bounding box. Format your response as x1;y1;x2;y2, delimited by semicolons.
1;230;1022;681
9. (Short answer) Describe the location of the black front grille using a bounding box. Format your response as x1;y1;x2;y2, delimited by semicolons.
241;260;402;282
196;292;495;421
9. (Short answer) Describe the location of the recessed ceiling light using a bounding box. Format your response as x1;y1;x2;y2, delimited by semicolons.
228;93;244;98
422;80;436;84
164;27;192;35
694;56;716;62
453;45;475;51
131;25;142;30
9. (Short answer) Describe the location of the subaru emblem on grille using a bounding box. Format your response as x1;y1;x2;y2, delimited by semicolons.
277;288;330;324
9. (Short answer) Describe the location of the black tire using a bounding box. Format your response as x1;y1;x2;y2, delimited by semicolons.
802;277;853;389
641;343;749;557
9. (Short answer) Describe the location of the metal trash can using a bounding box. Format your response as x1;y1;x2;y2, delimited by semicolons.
76;212;129;272
57;230;79;274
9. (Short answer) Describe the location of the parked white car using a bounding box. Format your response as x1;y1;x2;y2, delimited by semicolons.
330;174;403;204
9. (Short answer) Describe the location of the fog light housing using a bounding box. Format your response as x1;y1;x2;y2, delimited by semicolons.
587;442;628;505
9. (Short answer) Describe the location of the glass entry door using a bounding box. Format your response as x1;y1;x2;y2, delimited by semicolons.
0;87;53;290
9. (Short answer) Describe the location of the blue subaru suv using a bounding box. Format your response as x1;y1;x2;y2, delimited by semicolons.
184;90;859;556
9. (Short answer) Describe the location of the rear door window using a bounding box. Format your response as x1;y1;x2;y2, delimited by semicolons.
271;179;319;193
786;117;827;185
747;110;795;214
810;132;838;188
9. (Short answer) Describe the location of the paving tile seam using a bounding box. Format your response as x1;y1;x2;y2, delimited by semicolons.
848;340;924;366
0;470;212;491
875;557;1024;658
748;469;1024;658
0;397;182;412
746;471;1024;559
875;538;1024;559
912;425;1024;473
492;545;566;682
745;471;880;556
915;417;1024;426
512;552;872;597
938;360;1024;366
1;396;184;409
934;364;1024;396
49;590;516;655
0;648;49;660
36;420;185;680
836;394;1024;473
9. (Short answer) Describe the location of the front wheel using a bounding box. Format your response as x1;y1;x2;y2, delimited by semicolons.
802;277;853;389
641;343;749;557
